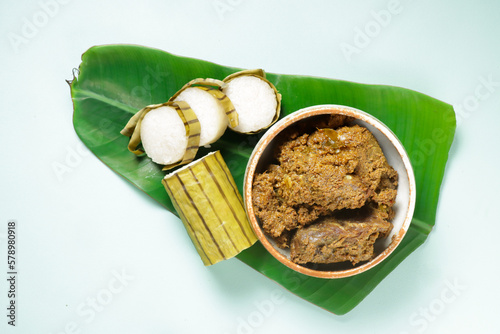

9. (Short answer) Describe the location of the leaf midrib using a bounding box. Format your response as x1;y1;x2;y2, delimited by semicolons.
73;86;137;115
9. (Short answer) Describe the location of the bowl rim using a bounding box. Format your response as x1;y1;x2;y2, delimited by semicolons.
243;104;416;279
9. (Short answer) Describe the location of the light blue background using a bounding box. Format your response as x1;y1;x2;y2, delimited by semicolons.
1;0;499;333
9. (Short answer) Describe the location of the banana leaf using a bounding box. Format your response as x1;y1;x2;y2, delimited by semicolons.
69;44;455;315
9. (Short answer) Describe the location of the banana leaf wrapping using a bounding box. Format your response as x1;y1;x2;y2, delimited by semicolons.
162;150;257;265
168;78;239;128
223;69;281;134
120;101;201;170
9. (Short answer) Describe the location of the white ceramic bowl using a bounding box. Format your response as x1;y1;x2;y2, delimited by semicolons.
244;105;416;279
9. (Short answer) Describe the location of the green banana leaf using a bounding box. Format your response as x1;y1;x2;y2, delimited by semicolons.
69;44;456;315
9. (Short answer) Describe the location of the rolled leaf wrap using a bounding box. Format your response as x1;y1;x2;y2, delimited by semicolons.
169;78;239;129
120;101;201;170
162;151;257;265
223;69;281;134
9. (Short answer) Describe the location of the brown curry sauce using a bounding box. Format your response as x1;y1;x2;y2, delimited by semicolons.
252;115;398;266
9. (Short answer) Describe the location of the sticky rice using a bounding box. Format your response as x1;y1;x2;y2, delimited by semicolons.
174;87;228;146
223;75;279;133
140;106;188;165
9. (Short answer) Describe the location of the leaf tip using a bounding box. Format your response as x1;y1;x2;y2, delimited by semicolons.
66;67;80;86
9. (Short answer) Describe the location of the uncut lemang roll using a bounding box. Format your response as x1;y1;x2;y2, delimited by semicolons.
162;151;257;265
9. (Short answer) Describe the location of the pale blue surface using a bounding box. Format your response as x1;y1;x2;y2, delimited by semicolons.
1;0;499;333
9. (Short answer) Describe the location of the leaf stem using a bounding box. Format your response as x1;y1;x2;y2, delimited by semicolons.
73;88;137;115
